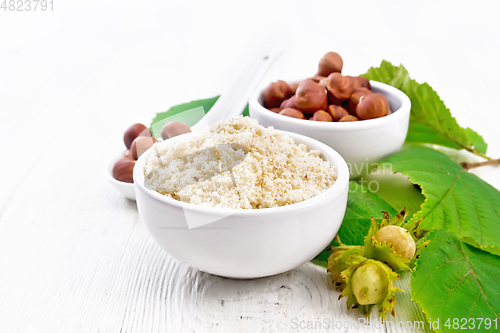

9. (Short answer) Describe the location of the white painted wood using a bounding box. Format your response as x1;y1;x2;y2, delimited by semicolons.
1;2;499;332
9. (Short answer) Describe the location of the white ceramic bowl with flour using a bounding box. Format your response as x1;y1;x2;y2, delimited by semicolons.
133;129;349;278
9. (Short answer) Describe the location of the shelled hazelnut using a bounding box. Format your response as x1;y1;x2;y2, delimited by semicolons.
346;76;361;90
339;115;359;122
295;79;328;114
263;80;294;108
345;76;371;90
347;87;373;115
325;73;353;105
356;93;391;120
328;105;349;122
113;157;135;183
317;52;343;77
357;76;370;89
161;121;191;140
279;108;306;119
310;110;333;122
280;95;298;109
123;123;150;149
131;136;157;160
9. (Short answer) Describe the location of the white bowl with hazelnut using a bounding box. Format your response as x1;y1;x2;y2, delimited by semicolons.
107;152;137;200
249;52;411;178
107;122;191;200
133;127;349;279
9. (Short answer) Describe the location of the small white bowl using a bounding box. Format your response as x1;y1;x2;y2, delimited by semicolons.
249;80;411;178
106;152;136;200
133;130;349;279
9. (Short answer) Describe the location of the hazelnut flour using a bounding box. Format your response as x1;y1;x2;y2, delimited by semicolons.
144;117;337;209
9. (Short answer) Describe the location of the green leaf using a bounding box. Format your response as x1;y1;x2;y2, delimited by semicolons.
406;123;462;150
150;96;219;138
242;104;250;117
312;182;396;267
411;229;500;332
362;61;488;155
361;171;426;218
149;96;250;138
465;128;488;155
339;182;398;246
380;146;500;255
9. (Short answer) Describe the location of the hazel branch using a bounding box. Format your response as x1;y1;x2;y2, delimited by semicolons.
461;158;500;170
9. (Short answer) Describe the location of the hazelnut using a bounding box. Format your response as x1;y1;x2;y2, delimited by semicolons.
310;110;333;122
347;87;373;115
357;76;371;89
280;95;298;109
123;123;149;149
161;121;191;140
131;136;157;160
325;73;353;105
269;107;282;113
374;225;416;261
346;76;371;90
356;93;391;120
327;105;349;122
345;76;361;90
263;80;293;108
113;157;136;183
317;52;343;77
339;115;359;122
295;79;328;114
289;82;299;94
279;108;306;119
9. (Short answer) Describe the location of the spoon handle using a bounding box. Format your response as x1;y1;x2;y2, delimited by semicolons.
190;47;284;132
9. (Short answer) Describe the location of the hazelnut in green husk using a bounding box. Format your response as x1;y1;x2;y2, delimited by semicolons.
374;225;416;261
327;209;429;318
351;263;389;305
337;258;403;318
